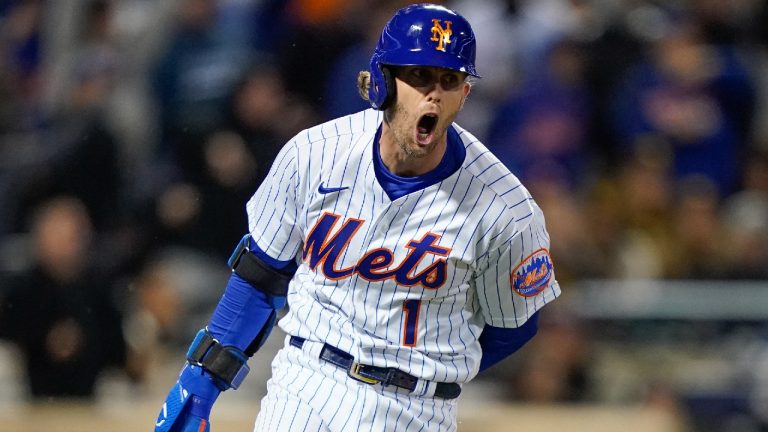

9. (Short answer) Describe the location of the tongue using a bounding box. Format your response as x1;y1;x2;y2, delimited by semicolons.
416;129;432;145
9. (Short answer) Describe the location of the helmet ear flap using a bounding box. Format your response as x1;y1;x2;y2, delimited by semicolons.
368;58;395;110
379;66;395;110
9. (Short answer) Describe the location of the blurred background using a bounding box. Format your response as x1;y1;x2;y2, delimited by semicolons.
0;0;767;431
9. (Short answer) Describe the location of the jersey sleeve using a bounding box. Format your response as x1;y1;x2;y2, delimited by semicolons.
473;202;561;328
246;140;304;262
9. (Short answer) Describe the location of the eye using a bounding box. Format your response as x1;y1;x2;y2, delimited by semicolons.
440;73;461;90
408;68;433;86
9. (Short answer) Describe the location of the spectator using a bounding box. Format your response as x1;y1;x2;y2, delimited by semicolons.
139;131;263;259
486;38;593;189
0;0;46;235
0;196;140;398
131;64;316;260
273;0;364;112
529;173;611;283
227;64;316;170
613;144;676;278
124;249;229;353
0;0;44;132
6;37;124;235
719;149;768;279
666;177;728;279
611;22;756;196
151;0;254;175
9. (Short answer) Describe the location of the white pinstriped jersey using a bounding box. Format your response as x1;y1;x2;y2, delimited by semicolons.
246;109;560;385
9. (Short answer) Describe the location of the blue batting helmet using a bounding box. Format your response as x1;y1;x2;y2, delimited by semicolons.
368;3;481;110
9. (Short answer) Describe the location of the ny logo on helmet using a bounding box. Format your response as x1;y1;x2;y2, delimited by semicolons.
430;19;452;52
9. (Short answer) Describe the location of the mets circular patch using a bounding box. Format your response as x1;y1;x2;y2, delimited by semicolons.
511;248;553;297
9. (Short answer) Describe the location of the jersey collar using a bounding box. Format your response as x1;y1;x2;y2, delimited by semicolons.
372;124;466;201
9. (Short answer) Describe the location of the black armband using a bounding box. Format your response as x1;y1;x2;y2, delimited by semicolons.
228;234;293;297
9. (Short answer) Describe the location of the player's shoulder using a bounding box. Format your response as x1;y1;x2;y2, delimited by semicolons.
453;124;546;252
453;123;534;211
293;109;382;148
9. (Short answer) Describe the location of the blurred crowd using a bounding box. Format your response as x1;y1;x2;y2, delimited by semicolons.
0;0;767;430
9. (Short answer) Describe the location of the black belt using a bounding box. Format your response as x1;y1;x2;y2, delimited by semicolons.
289;336;461;399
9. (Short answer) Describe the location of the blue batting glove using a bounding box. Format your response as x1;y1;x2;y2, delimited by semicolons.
154;364;221;432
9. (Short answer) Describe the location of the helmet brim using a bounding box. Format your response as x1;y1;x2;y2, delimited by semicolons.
378;50;481;78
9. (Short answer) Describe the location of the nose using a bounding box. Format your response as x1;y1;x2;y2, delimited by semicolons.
425;81;443;103
426;90;442;103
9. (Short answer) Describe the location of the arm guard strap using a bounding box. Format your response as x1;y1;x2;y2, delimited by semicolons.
186;329;249;390
228;234;294;297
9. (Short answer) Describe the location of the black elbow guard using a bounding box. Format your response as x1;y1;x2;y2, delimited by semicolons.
228;234;294;297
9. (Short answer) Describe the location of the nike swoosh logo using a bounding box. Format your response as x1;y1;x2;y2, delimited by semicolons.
318;182;349;194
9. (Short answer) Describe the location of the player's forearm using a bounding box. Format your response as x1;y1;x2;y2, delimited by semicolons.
208;234;295;354
206;272;280;353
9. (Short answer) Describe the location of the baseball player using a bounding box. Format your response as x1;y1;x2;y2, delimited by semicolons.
154;3;560;432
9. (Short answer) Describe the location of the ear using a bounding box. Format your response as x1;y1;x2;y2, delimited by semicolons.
459;83;471;110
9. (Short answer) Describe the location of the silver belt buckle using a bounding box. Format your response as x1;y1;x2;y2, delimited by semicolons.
348;362;379;385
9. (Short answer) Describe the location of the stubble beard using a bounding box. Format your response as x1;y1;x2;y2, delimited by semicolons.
388;102;442;160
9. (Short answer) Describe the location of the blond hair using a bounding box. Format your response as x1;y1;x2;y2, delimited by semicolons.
357;70;371;102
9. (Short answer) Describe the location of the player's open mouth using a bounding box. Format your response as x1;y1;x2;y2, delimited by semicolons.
416;114;438;145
